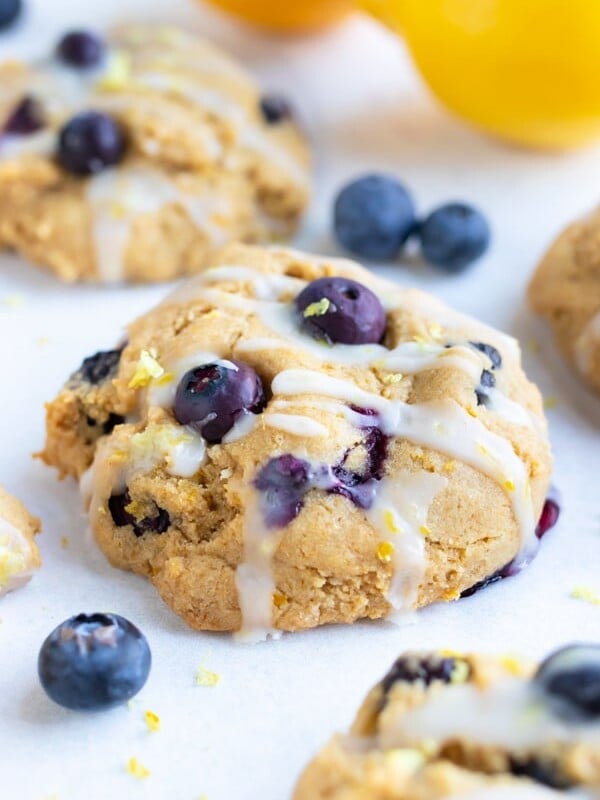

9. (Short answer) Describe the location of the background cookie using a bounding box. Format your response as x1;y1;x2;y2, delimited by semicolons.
41;244;552;636
0;25;309;283
294;645;600;799
0;485;41;596
529;208;600;394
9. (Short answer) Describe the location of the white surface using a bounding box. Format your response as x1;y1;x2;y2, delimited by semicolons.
1;2;600;799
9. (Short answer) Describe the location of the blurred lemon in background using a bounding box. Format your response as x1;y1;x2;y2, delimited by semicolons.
206;0;600;149
204;0;353;32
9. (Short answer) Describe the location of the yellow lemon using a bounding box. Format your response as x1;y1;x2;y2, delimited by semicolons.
204;0;354;33
363;0;600;149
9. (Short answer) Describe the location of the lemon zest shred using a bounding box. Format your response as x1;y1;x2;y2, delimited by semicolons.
144;710;161;732
127;757;150;780
376;541;395;563
128;348;165;389
571;586;600;606
303;298;331;318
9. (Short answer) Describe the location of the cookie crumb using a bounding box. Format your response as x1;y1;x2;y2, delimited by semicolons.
127;756;150;780
571;586;600;606
144;709;160;732
273;592;288;608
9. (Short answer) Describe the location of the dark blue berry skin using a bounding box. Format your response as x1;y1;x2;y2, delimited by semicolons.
78;347;122;384
254;455;311;528
260;95;292;124
295;276;386;345
476;368;496;406
38;613;151;711
57;30;104;68
535;644;600;719
334;175;416;260
470;341;502;369
4;96;45;135
0;0;21;30
109;491;170;537
174;360;265;443
418;203;491;272
57;111;126;176
381;652;470;695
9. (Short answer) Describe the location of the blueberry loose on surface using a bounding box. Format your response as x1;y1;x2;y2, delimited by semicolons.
259;95;292;125
534;644;600;718
108;490;170;537
174;360;265;443
0;0;22;30
536;497;560;539
57;111;126;176
57;30;104;68
295;276;386;345
38;613;151;711
78;347;123;384
254;454;311;528
3;96;45;135
418;203;491;272
333;174;416;260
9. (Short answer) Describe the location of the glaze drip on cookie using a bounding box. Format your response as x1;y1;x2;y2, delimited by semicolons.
42;244;552;635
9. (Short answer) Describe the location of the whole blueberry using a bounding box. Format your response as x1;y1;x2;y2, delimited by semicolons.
78;347;123;384
333;175;416;260
254;454;311;528
295;276;386;345
38;613;151;711
108;490;170;538
57;30;104;68
260;95;292;125
536;497;560;540
535;644;600;718
174;360;265;443
57;111;126;176
418;203;491;272
4;96;45;135
0;0;21;30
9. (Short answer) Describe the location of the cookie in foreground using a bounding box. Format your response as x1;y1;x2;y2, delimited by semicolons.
0;485;41;596
0;25;309;283
529;208;600;395
41;244;552;636
294;645;600;799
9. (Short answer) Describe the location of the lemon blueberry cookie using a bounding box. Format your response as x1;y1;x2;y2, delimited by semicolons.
529;208;600;394
294;644;600;799
0;25;309;283
41;244;552;636
0;485;41;596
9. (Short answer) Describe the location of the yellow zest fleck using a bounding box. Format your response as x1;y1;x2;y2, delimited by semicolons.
383;509;401;534
450;660;470;683
60;536;69;549
419;525;431;536
504;479;516;492
273;592;288;608
196;665;221;687
37;336;49;346
477;443;488;456
303;298;331;318
144;710;161;732
109;201;127;220
155;371;174;386
466;406;478;418
128;348;165;389
500;654;527;676
543;395;557;409
443;588;461;601
443;460;456;474
376;541;395;563
384;747;425;772
383;373;403;385
428;323;443;340
3;293;24;308
98;50;131;90
571;586;600;606
439;648;465;658
127;757;150;780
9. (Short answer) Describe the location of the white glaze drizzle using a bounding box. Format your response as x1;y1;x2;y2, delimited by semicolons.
0;516;37;595
263;413;329;438
378;678;600;753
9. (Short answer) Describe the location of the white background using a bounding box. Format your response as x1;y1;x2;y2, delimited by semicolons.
1;2;599;798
